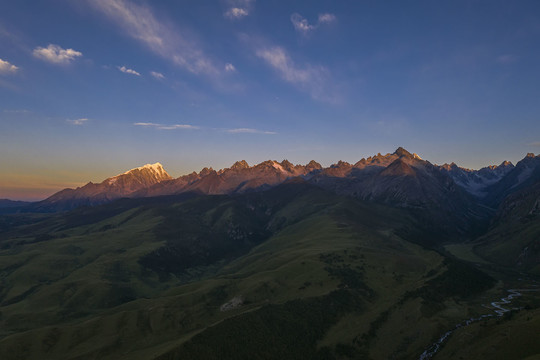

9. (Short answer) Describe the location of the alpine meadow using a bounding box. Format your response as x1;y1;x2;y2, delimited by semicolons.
1;1;540;360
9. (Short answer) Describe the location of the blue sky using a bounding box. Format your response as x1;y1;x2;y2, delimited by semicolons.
1;0;540;200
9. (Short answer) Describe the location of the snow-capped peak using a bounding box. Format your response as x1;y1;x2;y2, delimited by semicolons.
107;162;171;185
122;162;164;175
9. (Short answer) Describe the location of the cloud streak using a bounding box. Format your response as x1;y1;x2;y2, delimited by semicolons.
118;65;140;76
255;45;336;102
134;122;199;130
134;122;274;134
226;128;276;135
67;118;89;125
0;58;18;74
150;71;165;79
291;12;336;35
33;44;82;64
3;109;30;113
89;0;218;75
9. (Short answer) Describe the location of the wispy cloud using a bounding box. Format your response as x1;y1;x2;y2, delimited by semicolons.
89;0;218;75
226;128;276;135
225;63;236;72
3;109;30;114
223;0;254;20
67;118;89;125
528;141;540;147
33;44;82;64
118;65;140;76
318;13;337;24
255;45;336;102
0;58;19;74
150;71;165;79
290;13;316;33
134;122;199;130
291;12;336;35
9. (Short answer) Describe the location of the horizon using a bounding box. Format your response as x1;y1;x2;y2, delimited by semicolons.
3;146;537;202
2;1;540;200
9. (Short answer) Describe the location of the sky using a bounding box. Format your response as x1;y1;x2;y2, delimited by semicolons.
1;0;540;200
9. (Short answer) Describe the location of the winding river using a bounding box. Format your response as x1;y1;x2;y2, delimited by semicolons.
419;287;539;360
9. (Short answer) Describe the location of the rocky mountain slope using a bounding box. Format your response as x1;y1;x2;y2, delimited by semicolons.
483;153;540;207
439;161;514;197
34;163;172;211
29;149;540;230
1;150;540;360
472;178;540;274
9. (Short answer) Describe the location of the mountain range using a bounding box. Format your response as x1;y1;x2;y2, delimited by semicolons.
18;147;536;214
3;147;530;239
1;147;540;360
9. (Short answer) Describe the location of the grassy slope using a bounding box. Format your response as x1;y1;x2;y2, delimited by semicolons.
0;186;500;360
436;304;540;360
444;241;540;360
474;219;540;275
469;182;540;275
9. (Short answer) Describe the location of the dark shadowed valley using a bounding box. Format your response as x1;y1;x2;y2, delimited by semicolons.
1;148;539;359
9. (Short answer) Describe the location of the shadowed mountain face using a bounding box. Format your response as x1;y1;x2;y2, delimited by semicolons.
3;150;540;360
472;179;540;273
26;148;540;234
311;148;486;237
483;153;540;207
439;161;514;197
32;148;446;212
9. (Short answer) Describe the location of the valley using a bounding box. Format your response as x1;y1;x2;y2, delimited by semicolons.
0;148;539;359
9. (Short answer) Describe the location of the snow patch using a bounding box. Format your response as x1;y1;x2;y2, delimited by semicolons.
123;162;164;175
272;161;286;172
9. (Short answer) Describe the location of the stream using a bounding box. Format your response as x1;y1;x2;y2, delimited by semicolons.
418;287;539;360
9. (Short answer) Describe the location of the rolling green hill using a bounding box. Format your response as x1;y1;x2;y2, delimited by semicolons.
0;182;529;359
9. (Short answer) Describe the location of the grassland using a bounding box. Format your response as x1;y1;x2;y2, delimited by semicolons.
0;183;519;359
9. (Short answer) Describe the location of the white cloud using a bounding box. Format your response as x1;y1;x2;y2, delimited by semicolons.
134;122;199;130
159;124;199;130
67;118;89;125
0;58;18;74
223;0;254;20
118;65;140;76
290;13;337;35
33;44;82;64
225;8;248;19
290;13;316;34
255;46;334;102
318;13;337;24
226;128;276;135
225;63;236;72
133;122;159;126
150;71;165;79
89;0;218;75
